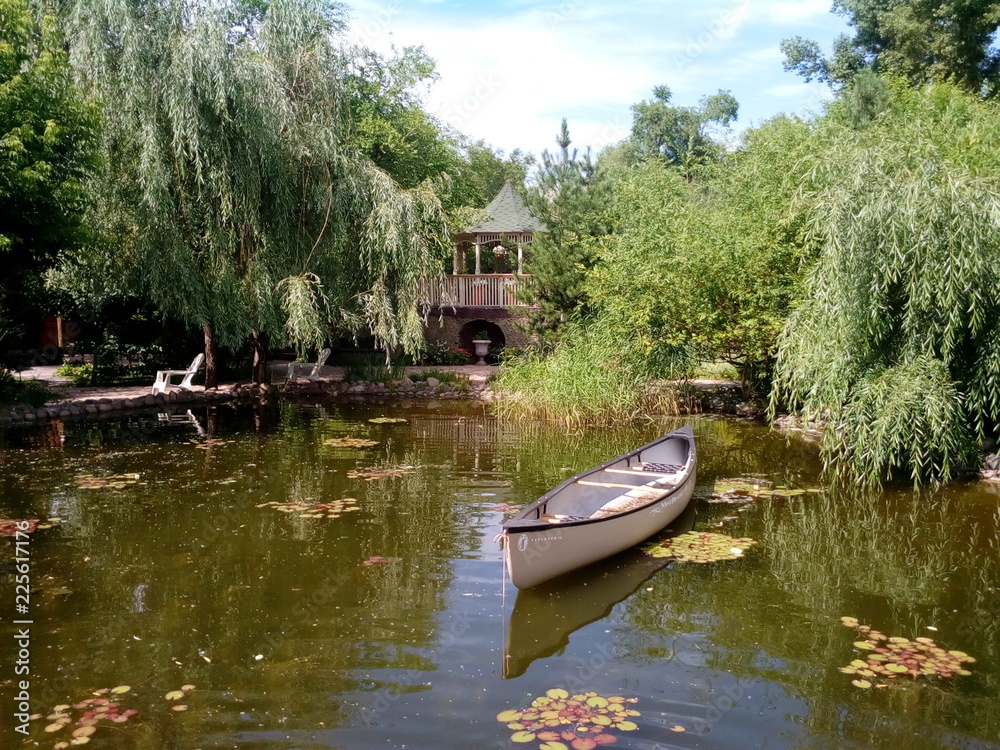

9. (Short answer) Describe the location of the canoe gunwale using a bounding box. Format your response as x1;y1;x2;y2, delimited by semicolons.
502;426;695;533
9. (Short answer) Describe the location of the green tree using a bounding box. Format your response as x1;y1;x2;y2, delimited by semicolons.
519;119;612;335
628;85;738;181
0;0;97;347
54;0;447;385
590;114;815;389
344;45;453;190
772;83;1000;483
782;0;1000;96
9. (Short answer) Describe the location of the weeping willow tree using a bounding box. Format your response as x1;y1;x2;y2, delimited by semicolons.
52;0;446;384
772;82;1000;484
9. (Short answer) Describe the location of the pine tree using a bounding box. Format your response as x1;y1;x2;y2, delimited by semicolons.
520;120;612;335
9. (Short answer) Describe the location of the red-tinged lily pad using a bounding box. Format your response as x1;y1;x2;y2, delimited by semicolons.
363;556;390;565
258;497;361;520
498;690;639;748
348;465;419;480
323;437;380;448
840;619;977;688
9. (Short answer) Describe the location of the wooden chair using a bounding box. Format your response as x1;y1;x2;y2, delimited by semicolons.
286;348;331;382
151;353;204;394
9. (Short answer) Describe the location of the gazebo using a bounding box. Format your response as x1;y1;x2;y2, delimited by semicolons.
452;179;547;277
419;180;546;354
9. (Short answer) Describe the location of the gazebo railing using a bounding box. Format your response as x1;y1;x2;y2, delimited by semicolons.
419;274;530;308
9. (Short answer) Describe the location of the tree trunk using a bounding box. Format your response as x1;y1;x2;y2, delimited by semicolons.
203;324;218;389
251;329;270;384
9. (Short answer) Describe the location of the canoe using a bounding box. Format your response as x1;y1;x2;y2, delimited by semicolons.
503;503;696;678
501;425;697;589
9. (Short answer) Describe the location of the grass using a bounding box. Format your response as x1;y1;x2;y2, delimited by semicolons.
491;327;679;426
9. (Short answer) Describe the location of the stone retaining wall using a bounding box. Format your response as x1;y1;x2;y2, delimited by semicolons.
0;376;495;424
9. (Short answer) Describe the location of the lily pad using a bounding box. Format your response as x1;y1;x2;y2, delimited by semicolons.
323;437;379;449
642;531;757;563
498;690;639;748
347;465;419;480
840;618;977;688
257;497;361;520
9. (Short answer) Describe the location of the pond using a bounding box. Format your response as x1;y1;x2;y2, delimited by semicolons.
1;402;998;749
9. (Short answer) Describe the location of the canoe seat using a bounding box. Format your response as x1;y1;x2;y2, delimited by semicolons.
589;484;669;519
641;462;685;474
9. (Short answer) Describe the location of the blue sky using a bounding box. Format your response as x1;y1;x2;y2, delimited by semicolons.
343;0;851;158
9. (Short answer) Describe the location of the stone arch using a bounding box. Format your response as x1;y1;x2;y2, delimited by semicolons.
459;320;506;359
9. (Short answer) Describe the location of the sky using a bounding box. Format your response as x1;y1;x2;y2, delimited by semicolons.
342;0;851;159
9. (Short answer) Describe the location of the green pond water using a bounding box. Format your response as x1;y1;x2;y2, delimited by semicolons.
1;401;998;749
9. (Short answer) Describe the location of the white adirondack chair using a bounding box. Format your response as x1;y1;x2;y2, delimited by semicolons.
151;353;204;394
286;348;331;382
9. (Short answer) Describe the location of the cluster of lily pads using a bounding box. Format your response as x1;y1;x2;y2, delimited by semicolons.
368;417;407;424
164;683;196;711
642;531;756;563
0;518;63;536
347;465;418;480
37;685;137;747
839;617;976;688
255;498;361;519
701;478;820;504
191;438;238;450
75;473;143;490
497;688;640;748
322;437;379;448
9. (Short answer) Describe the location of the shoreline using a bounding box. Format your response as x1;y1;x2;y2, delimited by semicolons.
0;364;755;425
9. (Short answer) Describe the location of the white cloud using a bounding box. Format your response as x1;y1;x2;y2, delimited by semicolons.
341;0;850;156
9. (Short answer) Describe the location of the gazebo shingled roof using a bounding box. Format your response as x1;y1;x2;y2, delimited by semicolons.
461;180;547;235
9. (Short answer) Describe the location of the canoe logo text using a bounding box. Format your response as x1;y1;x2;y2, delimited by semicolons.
517;535;528;552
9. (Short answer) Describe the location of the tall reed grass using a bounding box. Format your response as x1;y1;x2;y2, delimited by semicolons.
491;326;679;425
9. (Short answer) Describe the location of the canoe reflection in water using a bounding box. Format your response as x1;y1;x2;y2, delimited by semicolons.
502;504;697;679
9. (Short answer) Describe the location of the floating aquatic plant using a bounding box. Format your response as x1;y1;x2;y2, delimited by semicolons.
0;518;63;536
497;688;641;748
368;417;407;424
32;687;139;747
75;473;142;490
363;556;390;565
642;531;756;563
699;478;820;504
322;437;379;448
190;438;237;450
164;684;195;711
256;498;361;519
347;465;418;480
839;617;976;688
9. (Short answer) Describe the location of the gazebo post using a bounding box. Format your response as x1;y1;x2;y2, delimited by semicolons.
453;245;460;275
517;245;524;275
474;242;481;275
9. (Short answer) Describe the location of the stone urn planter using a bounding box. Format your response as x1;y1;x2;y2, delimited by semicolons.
472;338;491;366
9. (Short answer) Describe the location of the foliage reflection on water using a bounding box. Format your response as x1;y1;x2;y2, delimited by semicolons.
0;403;998;749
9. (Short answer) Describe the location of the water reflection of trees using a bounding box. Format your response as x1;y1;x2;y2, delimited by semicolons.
617;484;1000;748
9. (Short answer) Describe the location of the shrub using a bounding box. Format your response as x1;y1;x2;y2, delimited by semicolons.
419;341;470;366
55;362;94;386
0;371;56;408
